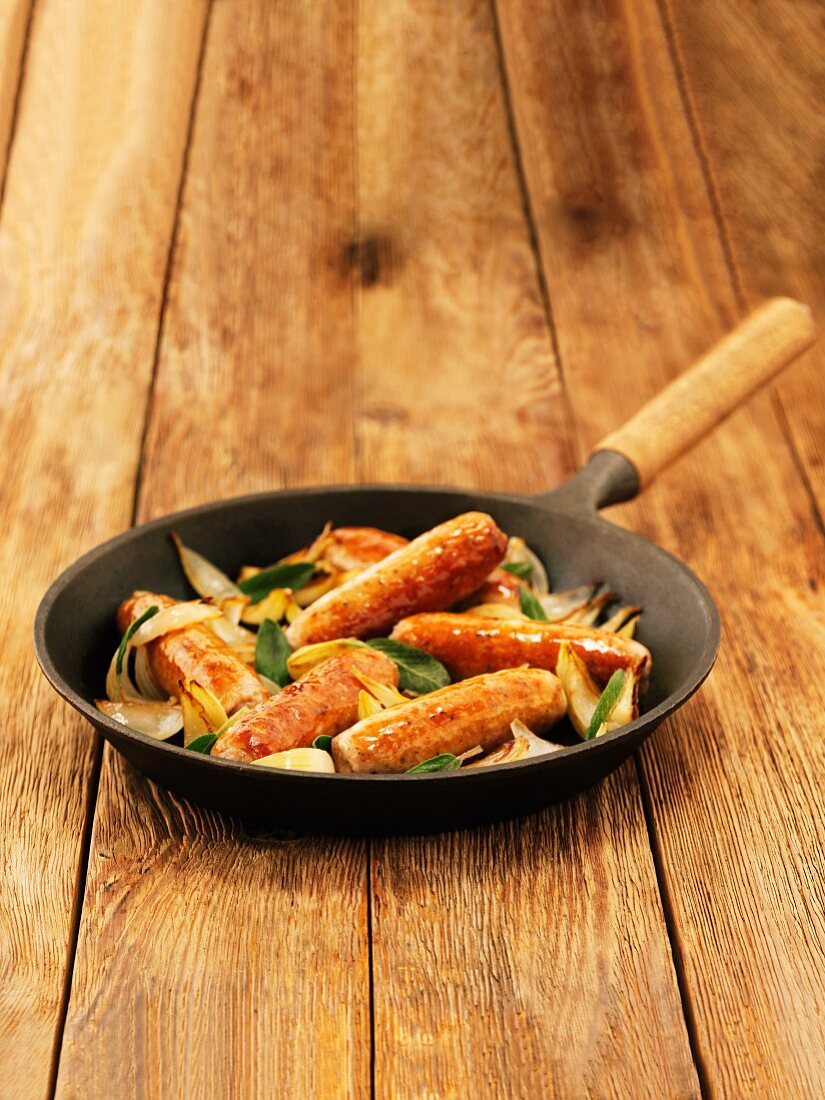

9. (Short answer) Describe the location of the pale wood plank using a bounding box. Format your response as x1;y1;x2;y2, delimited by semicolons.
357;2;699;1095
496;1;825;1095
0;0;209;1096
0;0;31;179
660;0;824;513
56;3;369;1098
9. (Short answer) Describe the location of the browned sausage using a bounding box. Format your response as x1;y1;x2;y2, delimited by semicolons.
320;527;408;571
288;510;514;646
212;648;399;762
285;512;508;648
332;667;566;774
390;612;652;685
117;592;268;715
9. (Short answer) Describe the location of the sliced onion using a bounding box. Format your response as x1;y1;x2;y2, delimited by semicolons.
105;647;141;703
352;670;408;709
555;642;601;737
538;585;599;622
219;595;249;625
468;720;563;767
358;689;384;720
180;678;228;745
208;614;258;649
287;638;368;680
129;601;221;646
96;699;183;740
252;747;336;773
504;537;549;595
133;646;164;700
171;533;242;601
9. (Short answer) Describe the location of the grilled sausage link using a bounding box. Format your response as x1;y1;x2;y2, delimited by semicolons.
286;512;508;649
117;592;268;715
212;648;398;762
320;527;409;571
332;667;565;774
391;613;652;685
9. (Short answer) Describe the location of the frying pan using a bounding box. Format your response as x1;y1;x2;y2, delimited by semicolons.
34;299;815;834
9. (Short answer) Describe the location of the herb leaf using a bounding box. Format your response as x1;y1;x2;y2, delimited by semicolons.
239;561;316;604
585;669;626;740
406;753;462;773
365;638;450;694
519;586;548;621
256;619;292;687
313;734;333;753
116;604;159;674
501;561;533;581
187;732;218;754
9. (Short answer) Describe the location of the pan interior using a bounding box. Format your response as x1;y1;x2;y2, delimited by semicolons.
37;485;718;734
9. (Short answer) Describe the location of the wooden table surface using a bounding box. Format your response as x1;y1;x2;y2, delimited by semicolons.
1;1;822;1097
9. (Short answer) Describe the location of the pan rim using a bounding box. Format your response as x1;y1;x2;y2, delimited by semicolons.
33;482;721;784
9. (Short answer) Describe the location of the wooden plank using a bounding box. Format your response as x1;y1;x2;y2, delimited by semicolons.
660;0;825;514
0;1;209;1096
496;1;825;1095
0;0;32;181
55;4;370;1098
357;2;699;1095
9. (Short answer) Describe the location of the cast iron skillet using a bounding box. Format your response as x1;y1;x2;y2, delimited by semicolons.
34;300;815;834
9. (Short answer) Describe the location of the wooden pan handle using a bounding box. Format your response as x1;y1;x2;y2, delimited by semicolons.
592;298;816;487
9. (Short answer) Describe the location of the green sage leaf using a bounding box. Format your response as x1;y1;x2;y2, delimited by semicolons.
256;619;292;687
116;604;159;674
187;732;219;754
519;586;548;621
239;561;316;604
365;638;450;694
501;561;533;581
585;669;626;740
406;753;462;774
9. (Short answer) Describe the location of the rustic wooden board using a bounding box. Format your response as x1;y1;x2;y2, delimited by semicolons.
56;3;371;1098
357;2;699;1095
660;0;825;514
496;0;825;1095
0;0;31;182
0;1;208;1096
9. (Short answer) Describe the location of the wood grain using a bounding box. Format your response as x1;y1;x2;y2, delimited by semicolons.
496;0;825;1094
595;297;816;485
660;0;825;513
0;1;208;1096
56;3;370;1098
357;2;699;1095
0;0;31;182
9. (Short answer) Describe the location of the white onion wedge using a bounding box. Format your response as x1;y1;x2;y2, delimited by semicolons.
538;585;599;622
287;638;368;679
129;601;221;646
468;720;563;768
358;689;384;720
556;642;602;737
95;699;183;740
504;537;549;595
352;670;408;709
180;679;228;745
171;533;243;602
252;747;336;773
133;646;164;700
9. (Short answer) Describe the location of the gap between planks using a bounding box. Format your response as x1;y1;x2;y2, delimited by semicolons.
43;5;215;1093
490;0;824;1093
